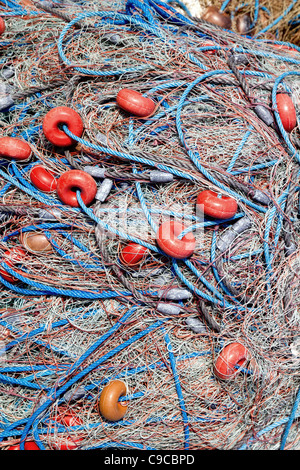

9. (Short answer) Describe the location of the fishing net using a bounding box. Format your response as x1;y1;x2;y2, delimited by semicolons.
0;0;300;451
176;0;300;43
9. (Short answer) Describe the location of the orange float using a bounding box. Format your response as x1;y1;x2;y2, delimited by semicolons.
52;411;83;450
0;17;5;35
20;231;52;255
99;380;128;422
29;165;57;193
197;190;238;219
276;93;297;133
8;440;40;450
56;170;97;207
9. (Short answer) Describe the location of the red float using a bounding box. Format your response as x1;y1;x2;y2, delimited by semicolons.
273;43;298;56
275;93;297;133
156;220;196;259
201;40;217;55
0;248;26;283
56;170;97;207
58;414;83;427
116;89;156;118
0;17;5;35
120;242;148;266
29;165;57;192
53;438;79;451
214;342;249;380
0;137;32;161
197;190;238;219
42;106;84;147
52;412;83;450
8;441;40;450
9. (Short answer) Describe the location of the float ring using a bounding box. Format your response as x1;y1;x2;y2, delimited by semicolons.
56;170;97;207
42;106;84;147
156;220;196;259
99;380;128;422
197;190;238;219
214;342;249;380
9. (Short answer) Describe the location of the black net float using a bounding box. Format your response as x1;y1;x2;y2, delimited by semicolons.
235;13;252;35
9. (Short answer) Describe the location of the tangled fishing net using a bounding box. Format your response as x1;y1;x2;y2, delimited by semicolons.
177;0;300;43
0;0;300;452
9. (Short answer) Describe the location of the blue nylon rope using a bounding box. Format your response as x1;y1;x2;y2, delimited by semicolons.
280;385;300;450
19;318;166;448
1;0;300;451
254;0;299;38
163;329;190;449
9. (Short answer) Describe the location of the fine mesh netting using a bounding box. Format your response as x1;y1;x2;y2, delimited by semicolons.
0;0;300;451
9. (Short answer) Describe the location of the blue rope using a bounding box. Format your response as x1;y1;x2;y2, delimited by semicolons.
238;406;300;450
227;125;254;173
163;329;190;449
19;318;166;448
280;385;300;450
255;0;299;38
1;0;299;452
